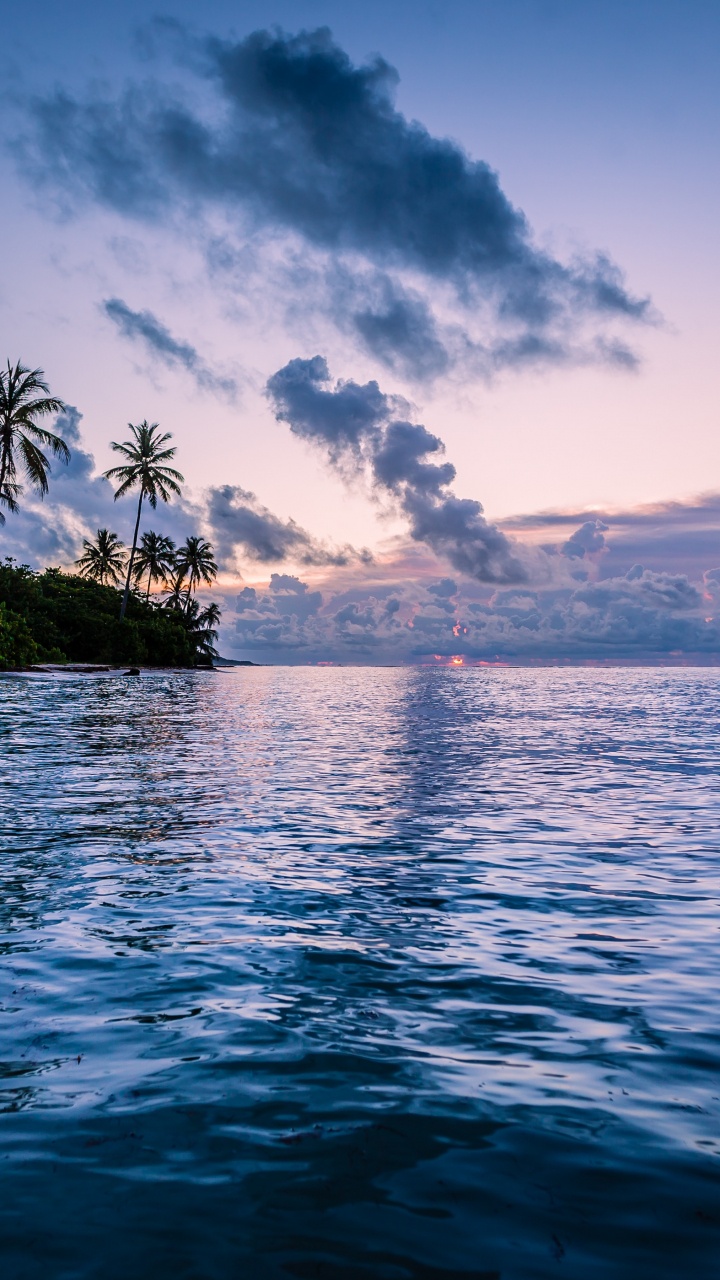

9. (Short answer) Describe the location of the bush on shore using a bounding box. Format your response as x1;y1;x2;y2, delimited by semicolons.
0;560;199;669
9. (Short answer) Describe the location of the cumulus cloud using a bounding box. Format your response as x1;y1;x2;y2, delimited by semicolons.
267;355;529;583
561;519;609;559
18;25;652;378
103;297;239;400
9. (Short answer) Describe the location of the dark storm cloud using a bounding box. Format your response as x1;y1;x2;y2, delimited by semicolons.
103;298;239;400
19;25;651;375
205;483;366;568
267;355;528;584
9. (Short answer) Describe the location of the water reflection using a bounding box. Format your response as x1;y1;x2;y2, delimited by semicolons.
0;668;719;1278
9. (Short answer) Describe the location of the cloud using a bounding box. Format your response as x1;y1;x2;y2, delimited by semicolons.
205;483;368;569
561;519;609;559
18;25;652;377
323;268;451;380
267;355;530;584
103;297;239;400
222;563;720;664
501;495;720;579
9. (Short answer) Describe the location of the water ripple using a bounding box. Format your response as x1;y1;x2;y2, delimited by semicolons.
1;667;719;1278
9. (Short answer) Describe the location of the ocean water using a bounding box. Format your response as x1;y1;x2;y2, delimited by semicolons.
1;666;719;1279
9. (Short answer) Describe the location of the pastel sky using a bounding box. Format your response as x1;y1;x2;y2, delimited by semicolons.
2;0;719;662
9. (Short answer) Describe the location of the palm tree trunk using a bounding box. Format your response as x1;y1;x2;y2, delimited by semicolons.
0;434;9;502
120;489;144;621
146;569;152;602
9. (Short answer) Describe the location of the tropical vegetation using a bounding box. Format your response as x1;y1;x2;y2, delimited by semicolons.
104;421;184;620
133;531;176;599
175;536;218;612
0;560;205;669
76;528;127;586
0;361;224;669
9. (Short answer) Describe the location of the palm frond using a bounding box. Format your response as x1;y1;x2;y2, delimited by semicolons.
75;528;126;585
0;480;22;522
17;419;71;461
0;361;68;514
108;473;139;502
103;421;184;510
18;435;51;496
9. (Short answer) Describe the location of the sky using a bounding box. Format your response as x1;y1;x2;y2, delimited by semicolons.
1;0;719;662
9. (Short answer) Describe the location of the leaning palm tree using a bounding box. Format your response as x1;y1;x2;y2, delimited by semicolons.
75;528;127;586
0;361;69;524
103;421;184;620
133;531;176;600
174;536;217;613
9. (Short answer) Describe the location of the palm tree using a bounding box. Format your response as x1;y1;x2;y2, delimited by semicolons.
75;528;127;586
164;566;188;612
0;361;69;523
185;598;221;660
133;531;176;600
174;536;217;613
103;421;184;621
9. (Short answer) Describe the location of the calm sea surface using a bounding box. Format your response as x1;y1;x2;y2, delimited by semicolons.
1;667;719;1279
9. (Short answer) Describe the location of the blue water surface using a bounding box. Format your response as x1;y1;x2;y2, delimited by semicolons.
1;666;719;1279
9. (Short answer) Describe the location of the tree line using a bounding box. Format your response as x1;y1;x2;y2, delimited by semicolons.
0;360;222;666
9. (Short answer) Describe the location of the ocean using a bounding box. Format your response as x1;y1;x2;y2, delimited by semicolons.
1;666;718;1278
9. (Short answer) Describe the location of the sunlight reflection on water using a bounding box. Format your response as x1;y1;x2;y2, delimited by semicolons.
1;667;719;1278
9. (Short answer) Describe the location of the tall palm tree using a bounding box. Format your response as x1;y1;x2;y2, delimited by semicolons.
75;529;127;586
103;421;184;621
175;536;217;613
0;361;69;523
133;531;176;600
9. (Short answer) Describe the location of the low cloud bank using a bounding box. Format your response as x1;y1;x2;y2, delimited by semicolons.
229;563;720;663
501;496;720;578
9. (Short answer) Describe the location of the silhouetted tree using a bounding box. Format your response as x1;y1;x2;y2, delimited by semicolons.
0;362;68;523
103;421;183;621
174;535;217;613
133;531;176;600
75;528;126;586
185;597;221;660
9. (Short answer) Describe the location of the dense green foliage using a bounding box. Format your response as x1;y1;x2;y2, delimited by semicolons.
0;560;200;668
0;601;39;668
